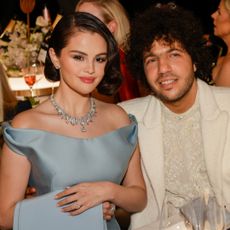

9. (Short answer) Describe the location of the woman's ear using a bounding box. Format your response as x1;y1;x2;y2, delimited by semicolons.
107;20;117;34
49;48;60;69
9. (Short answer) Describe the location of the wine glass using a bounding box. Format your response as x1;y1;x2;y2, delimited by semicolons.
23;63;36;97
24;74;36;96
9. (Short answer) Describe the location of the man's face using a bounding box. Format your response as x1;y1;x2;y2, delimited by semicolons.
143;40;197;112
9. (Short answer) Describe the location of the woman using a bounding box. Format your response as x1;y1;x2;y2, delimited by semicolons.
76;0;142;102
0;12;146;229
211;0;230;86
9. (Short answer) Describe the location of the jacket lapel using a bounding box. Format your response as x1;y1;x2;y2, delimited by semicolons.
198;80;228;202
139;97;165;213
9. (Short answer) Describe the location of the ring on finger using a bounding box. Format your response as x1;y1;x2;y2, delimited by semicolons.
110;203;116;212
74;202;81;209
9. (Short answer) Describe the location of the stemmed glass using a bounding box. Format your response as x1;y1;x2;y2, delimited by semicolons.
180;196;206;230
159;198;192;230
23;64;36;97
205;196;225;230
160;193;227;230
180;194;226;230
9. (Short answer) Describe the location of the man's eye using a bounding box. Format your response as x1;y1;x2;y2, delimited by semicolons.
170;52;180;57
145;58;156;65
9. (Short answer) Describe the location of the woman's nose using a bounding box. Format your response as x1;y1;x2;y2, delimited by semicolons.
85;61;95;74
211;11;216;20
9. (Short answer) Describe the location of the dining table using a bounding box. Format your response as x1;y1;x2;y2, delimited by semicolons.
7;74;60;98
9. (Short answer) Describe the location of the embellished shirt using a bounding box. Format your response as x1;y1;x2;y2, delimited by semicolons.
161;95;214;212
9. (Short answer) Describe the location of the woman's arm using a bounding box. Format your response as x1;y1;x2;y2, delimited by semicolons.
109;144;147;212
55;144;147;215
0;144;30;229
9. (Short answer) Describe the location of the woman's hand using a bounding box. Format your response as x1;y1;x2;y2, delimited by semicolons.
55;182;114;218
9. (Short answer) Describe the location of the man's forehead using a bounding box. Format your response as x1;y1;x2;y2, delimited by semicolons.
151;39;182;49
143;39;184;56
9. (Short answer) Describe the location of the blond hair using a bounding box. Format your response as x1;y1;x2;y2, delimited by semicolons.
0;63;17;121
224;0;230;13
76;0;130;51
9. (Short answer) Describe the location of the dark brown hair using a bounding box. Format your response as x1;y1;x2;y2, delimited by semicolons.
44;12;122;95
127;3;213;90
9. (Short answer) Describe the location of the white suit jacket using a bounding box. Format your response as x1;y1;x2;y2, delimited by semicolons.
119;80;230;229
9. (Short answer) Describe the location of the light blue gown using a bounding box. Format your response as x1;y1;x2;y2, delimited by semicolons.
3;115;138;230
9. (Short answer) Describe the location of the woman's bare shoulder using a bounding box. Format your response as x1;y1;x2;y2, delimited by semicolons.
96;100;131;127
11;99;53;129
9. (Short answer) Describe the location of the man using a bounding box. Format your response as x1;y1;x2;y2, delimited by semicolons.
119;3;230;229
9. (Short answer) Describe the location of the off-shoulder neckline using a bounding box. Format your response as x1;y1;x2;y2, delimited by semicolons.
3;119;136;141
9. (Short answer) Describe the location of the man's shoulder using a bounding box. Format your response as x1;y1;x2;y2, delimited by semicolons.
199;79;230;102
211;85;230;98
118;95;153;111
118;95;157;121
210;85;230;109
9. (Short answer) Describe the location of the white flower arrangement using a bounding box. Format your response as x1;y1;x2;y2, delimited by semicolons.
0;15;50;76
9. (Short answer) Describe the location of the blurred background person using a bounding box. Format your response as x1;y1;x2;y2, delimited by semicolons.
0;63;31;122
76;0;142;102
211;0;230;86
0;63;31;147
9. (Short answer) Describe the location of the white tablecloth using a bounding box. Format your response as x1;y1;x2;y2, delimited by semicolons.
7;74;60;98
8;74;59;91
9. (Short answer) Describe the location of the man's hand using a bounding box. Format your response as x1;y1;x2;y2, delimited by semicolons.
103;202;116;220
25;186;36;198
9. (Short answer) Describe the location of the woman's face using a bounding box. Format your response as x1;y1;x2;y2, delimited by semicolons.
211;0;230;39
50;31;108;96
77;3;106;23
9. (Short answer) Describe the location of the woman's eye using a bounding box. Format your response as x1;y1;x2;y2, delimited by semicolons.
96;56;107;63
73;55;84;61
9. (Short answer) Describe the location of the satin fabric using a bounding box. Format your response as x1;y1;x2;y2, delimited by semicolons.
3;115;138;230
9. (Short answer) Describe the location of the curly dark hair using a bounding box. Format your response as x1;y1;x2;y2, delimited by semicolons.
44;12;122;96
127;3;213;90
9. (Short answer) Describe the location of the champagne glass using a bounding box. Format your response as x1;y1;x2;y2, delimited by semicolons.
160;198;192;230
205;196;225;230
180;193;226;230
180;197;206;230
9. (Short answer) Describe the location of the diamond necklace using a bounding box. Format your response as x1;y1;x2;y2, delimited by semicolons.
50;94;96;132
